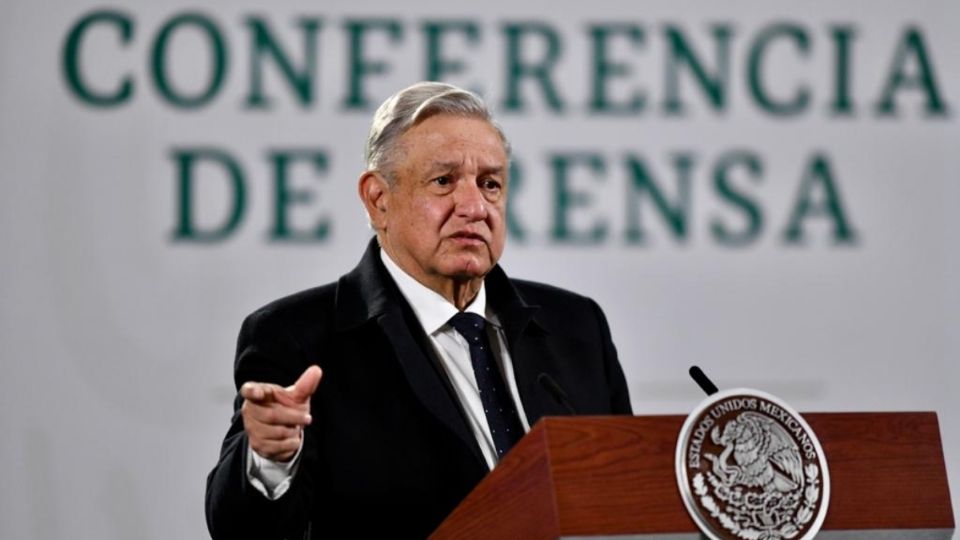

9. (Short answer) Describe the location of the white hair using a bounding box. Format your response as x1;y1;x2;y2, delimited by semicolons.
363;81;510;182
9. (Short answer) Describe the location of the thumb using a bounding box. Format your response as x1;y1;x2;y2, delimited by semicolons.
287;365;322;402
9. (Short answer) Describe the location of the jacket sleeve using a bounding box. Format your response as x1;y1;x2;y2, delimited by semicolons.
589;298;633;415
205;309;316;540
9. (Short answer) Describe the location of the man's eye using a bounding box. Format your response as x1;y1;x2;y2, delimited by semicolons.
481;178;502;191
433;176;452;186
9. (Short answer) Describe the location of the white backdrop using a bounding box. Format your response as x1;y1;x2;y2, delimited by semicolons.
2;1;958;538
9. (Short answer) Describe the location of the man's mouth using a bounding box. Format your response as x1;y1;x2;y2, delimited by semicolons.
449;231;486;245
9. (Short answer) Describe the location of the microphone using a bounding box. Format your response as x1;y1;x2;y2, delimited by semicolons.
537;373;577;415
689;365;719;396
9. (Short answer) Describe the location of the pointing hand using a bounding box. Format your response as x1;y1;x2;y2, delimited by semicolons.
240;365;322;462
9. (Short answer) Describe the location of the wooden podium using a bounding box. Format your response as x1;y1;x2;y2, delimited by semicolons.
431;413;954;539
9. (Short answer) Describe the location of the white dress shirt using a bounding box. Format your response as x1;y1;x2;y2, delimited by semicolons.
246;249;530;499
379;249;531;470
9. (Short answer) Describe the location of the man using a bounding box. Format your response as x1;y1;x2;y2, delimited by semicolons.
206;82;632;539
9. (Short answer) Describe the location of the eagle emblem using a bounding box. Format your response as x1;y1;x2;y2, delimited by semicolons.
705;412;803;494
676;389;830;540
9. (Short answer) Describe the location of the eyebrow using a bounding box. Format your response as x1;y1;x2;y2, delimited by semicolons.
425;160;505;176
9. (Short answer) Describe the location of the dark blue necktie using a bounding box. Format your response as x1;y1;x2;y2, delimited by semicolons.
448;312;524;459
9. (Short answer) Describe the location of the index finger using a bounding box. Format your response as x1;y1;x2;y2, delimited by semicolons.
240;382;276;403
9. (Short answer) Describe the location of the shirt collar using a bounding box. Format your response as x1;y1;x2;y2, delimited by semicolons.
380;249;495;335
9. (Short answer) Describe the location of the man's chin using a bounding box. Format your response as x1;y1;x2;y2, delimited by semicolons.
442;257;494;280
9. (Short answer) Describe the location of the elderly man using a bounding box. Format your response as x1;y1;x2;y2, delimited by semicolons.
205;82;632;539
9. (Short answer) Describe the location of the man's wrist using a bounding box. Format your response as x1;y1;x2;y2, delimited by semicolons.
245;435;304;500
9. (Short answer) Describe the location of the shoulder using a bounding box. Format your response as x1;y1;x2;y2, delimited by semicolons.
232;282;341;384
239;282;339;343
510;278;602;313
248;282;338;318
506;278;610;338
484;263;606;322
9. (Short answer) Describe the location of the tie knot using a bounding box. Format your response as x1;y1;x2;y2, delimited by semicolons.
448;312;486;341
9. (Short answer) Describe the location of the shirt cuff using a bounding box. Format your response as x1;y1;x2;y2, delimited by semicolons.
245;436;304;500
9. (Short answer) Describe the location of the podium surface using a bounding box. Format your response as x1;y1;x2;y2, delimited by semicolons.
432;413;953;539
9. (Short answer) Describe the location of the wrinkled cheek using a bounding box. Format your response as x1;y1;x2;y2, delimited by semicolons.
489;229;507;261
490;210;506;246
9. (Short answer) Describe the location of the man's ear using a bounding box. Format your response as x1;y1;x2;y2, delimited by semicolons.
358;171;390;229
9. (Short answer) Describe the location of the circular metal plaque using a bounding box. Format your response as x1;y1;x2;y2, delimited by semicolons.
675;388;830;540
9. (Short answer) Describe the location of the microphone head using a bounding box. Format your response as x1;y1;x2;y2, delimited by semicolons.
689;365;719;396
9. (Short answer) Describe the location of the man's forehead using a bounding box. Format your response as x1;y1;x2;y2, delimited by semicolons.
405;115;504;146
389;114;508;174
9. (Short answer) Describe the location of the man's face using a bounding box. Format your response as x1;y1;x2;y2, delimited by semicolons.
373;114;508;291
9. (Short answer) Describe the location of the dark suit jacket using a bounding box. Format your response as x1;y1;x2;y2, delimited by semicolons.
205;239;632;539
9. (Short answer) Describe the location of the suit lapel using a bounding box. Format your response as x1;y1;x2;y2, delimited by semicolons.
376;309;485;465
336;238;486;468
485;268;574;426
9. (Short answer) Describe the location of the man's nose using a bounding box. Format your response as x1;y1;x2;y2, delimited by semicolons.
454;179;488;220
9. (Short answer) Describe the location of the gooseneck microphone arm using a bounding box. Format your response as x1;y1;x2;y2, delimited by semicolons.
537;373;578;415
688;365;719;396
